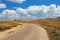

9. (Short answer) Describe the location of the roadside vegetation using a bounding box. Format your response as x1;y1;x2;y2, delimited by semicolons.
0;18;60;40
0;21;19;31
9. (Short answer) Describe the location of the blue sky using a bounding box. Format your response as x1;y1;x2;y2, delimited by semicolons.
0;0;60;20
1;0;60;9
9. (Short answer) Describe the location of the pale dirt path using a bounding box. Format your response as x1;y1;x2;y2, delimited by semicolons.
0;25;22;40
1;23;49;40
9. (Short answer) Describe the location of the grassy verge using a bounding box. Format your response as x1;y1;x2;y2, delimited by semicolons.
0;21;18;31
0;18;60;40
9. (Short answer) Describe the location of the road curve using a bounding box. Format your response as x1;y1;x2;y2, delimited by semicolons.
1;23;49;40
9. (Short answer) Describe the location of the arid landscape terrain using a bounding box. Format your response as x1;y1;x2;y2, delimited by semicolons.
1;0;60;40
0;18;60;40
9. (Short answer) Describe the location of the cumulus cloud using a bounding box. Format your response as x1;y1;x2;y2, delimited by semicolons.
0;4;60;20
25;6;40;14
17;4;60;18
7;0;26;4
23;14;37;19
0;10;20;20
16;8;27;14
26;14;32;18
25;5;49;14
32;16;36;19
0;3;6;8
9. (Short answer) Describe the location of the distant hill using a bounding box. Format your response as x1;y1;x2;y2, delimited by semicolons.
17;18;60;28
0;18;60;40
0;18;60;31
35;18;60;28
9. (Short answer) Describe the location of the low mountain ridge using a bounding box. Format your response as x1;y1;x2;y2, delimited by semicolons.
35;18;60;28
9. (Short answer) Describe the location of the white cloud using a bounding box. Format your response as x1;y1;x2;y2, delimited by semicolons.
0;10;20;20
0;3;6;8
25;6;41;14
25;4;58;15
23;14;32;19
32;16;36;19
24;5;49;15
15;4;60;19
0;4;60;20
25;4;60;17
26;14;32;18
7;0;26;4
16;8;27;14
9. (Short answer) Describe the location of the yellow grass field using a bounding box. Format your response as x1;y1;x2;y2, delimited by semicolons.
0;18;60;40
0;18;60;31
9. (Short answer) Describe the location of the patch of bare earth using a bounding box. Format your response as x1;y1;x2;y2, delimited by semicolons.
0;24;22;40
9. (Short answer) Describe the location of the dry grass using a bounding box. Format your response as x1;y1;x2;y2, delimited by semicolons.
0;18;60;29
0;21;19;31
0;18;60;40
14;18;60;40
38;18;60;28
17;18;60;28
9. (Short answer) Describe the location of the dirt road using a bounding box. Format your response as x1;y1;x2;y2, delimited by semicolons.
1;23;49;40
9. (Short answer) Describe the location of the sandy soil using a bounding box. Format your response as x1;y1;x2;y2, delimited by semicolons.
0;24;22;40
1;23;49;40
